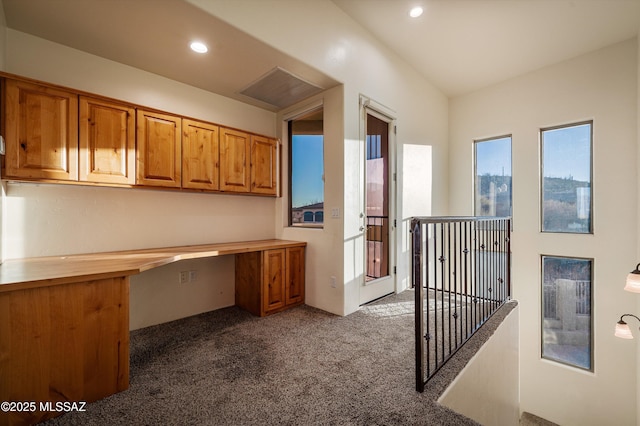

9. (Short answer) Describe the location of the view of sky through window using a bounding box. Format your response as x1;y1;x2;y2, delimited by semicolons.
475;136;512;217
543;124;591;182
542;122;592;233
475;136;512;177
291;134;324;208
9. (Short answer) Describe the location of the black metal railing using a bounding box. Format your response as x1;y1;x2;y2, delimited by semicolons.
411;216;512;392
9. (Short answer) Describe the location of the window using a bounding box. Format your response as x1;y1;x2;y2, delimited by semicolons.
541;122;592;233
288;107;324;227
474;136;512;217
541;255;593;371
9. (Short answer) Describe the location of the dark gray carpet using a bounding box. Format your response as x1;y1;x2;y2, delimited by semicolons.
46;290;516;426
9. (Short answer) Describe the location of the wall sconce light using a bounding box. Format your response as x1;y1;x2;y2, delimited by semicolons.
615;314;640;339
624;263;640;293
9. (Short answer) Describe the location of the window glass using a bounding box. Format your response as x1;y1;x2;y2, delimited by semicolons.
541;122;592;233
542;255;593;371
474;136;512;217
289;108;324;227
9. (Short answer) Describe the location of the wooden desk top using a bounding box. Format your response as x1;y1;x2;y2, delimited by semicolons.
0;239;306;292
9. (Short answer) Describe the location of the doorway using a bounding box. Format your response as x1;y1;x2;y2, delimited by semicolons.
359;101;395;305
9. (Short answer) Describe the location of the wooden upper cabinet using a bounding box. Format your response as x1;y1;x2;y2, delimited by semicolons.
136;110;181;188
220;127;251;193
251;135;277;195
182;119;219;191
1;75;278;197
79;96;135;184
4;79;79;181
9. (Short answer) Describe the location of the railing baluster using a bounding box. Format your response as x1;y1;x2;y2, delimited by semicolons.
414;216;512;391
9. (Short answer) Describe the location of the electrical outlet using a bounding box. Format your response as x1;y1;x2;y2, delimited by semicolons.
330;276;337;288
331;208;340;218
179;271;189;284
189;270;198;282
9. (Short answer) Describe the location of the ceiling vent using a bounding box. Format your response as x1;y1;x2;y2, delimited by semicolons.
240;67;323;109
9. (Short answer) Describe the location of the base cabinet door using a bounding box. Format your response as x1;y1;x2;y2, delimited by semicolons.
262;249;286;314
286;246;305;305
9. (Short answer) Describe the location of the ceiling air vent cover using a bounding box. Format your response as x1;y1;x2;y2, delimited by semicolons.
240;67;323;109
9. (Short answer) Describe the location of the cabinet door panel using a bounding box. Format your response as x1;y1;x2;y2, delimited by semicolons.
136;110;181;187
182;119;219;190
4;79;78;180
220;128;250;192
262;249;286;314
79;97;135;184
286;247;305;305
251;135;277;195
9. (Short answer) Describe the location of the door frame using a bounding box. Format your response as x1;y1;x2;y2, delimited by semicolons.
359;95;397;305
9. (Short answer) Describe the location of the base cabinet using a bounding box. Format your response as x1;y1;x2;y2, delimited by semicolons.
235;247;305;316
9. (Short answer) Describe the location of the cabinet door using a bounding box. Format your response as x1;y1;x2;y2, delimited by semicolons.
262;249;286;314
251;135;277;195
286;247;305;306
136;110;181;187
219;127;250;193
4;79;78;180
79;96;135;184
182;119;219;190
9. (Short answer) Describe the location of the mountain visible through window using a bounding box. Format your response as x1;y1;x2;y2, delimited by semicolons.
541;122;592;233
474;136;512;217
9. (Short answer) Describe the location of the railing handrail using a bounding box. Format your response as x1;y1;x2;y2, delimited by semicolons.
411;215;511;224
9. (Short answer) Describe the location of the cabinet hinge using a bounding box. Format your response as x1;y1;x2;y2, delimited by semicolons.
393;219;397;228
394;125;397;135
393;266;397;274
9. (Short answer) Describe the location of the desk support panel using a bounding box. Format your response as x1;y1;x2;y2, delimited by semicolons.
0;277;129;426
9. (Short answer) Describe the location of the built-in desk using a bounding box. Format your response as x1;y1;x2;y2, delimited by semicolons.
0;239;306;426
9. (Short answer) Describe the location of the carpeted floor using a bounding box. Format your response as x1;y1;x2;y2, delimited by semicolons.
46;290;516;426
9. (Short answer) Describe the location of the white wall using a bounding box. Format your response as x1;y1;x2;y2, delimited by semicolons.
449;39;638;425
188;0;449;315
276;87;346;316
1;30;279;329
439;305;520;426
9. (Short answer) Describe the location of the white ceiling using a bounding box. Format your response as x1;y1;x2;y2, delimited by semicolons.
1;0;340;111
333;0;640;96
2;0;639;106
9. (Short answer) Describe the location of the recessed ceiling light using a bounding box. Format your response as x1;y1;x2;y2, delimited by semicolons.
409;6;423;18
190;41;208;54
